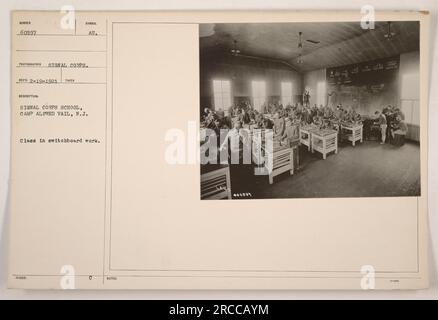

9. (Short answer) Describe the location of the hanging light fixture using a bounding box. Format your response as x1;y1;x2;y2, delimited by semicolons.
297;32;304;64
230;40;240;80
230;40;240;56
298;31;303;49
383;21;396;40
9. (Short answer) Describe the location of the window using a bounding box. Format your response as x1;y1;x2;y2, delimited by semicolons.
281;82;293;106
252;80;266;112
401;73;419;100
316;81;326;107
400;73;420;126
212;80;231;110
400;100;419;126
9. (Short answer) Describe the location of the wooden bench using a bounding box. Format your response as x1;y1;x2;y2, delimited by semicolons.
201;165;232;200
251;132;294;184
341;123;363;146
311;129;338;160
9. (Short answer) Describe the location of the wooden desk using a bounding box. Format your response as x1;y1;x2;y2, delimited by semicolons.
299;124;317;151
251;131;262;168
252;133;294;184
341;123;363;146
201;165;232;200
266;142;294;184
311;129;338;160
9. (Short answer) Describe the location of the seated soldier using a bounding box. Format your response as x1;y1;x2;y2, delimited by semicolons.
281;116;301;170
323;106;333;119
313;115;322;127
318;105;325;117
202;107;212;121
394;118;408;135
341;109;351;123
334;105;343;120
394;107;405;121
351;109;362;123
391;116;408;138
281;116;300;146
273;112;285;138
240;109;251;126
216;108;225;119
392;116;408;146
254;113;263;129
262;117;274;130
227;105;235;117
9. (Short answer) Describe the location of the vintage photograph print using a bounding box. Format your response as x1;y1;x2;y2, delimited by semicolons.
199;22;420;200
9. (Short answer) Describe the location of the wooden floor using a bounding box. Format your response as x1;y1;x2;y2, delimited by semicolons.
232;140;421;199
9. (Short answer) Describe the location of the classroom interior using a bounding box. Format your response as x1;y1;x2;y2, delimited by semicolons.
199;22;421;199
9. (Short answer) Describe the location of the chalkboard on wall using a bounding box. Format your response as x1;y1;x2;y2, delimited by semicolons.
326;56;400;115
